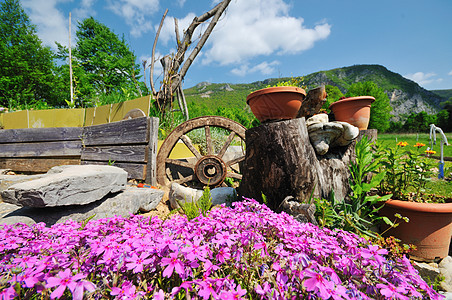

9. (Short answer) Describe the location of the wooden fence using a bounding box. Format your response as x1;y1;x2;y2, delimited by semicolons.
0;117;159;185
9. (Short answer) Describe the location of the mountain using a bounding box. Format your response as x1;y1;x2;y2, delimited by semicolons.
184;64;448;120
432;89;452;100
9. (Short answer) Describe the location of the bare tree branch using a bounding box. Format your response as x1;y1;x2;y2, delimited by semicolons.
150;8;168;95
149;0;231;117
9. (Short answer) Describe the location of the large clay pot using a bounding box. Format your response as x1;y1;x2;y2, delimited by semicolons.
380;199;452;261
329;96;375;130
246;86;306;122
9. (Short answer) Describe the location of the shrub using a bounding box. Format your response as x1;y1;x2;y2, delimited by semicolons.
0;199;441;299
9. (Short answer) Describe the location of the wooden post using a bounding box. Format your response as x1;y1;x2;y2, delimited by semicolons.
238;117;376;212
146;117;159;185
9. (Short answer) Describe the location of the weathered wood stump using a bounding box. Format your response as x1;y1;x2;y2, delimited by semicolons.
238;117;376;212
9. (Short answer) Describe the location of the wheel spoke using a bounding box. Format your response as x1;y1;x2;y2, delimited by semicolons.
165;158;195;170
217;131;236;159
180;135;202;159
205;125;213;155
225;155;245;167
226;172;242;180
174;174;195;185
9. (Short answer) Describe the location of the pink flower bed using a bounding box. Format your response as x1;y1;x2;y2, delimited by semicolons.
0;199;442;299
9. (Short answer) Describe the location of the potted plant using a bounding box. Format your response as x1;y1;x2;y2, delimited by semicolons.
376;142;452;261
246;78;306;122
329;96;375;130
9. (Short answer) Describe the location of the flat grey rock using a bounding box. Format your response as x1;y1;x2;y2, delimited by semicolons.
1;165;127;207
0;187;164;227
169;183;236;209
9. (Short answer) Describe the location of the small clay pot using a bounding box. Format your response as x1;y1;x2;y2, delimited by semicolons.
329;96;375;130
246;86;306;122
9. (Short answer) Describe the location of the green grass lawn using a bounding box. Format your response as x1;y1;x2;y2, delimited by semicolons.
378;132;452;157
378;133;452;197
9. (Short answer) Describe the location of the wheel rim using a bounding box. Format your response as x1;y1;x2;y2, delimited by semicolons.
156;116;246;188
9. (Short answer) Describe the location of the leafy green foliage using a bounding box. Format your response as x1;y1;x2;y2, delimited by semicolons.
177;186;213;221
376;141;438;202
345;81;393;132
0;0;62;108
322;85;344;112
56;17;142;106
314;137;391;238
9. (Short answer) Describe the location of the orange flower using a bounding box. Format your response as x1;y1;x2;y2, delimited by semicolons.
414;142;425;148
425;149;436;155
396;141;408;147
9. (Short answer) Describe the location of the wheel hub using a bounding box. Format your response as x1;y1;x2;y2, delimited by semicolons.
194;155;227;186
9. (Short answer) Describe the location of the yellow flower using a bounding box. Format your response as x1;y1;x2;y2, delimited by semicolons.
425;149;436;155
397;141;408;147
414;142;426;148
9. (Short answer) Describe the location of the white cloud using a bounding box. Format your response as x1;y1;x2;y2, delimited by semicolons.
107;0;159;37
231;60;280;77
404;71;442;86
21;0;99;49
200;0;331;66
22;0;70;49
73;0;96;20
448;70;452;76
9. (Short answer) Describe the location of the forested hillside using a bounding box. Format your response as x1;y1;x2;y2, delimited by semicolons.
184;64;447;118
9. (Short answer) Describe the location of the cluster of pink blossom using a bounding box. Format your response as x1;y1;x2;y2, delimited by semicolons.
0;198;443;299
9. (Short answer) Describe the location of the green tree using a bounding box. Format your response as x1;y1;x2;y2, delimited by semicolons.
70;17;142;101
345;81;393;132
402;111;437;133
323;85;344;111
0;0;60;108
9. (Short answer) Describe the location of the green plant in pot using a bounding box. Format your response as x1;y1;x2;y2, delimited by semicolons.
376;141;452;261
246;77;306;123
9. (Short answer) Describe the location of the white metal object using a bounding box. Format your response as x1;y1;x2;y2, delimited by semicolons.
429;124;449;179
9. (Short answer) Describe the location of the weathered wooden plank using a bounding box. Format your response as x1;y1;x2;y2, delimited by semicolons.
0;141;82;158
81;145;148;162
0;127;82;143
81;161;146;179
0;157;80;173
82;117;150;146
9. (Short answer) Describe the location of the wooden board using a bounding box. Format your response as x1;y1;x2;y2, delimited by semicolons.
0;141;82;158
81;145;148;162
0;157;80;173
82;117;150;146
0;127;82;143
81;161;146;179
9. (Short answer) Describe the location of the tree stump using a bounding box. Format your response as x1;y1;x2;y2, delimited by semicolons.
238;117;376;212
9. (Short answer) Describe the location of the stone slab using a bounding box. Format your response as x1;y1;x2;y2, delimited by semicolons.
0;187;164;227
1;165;127;207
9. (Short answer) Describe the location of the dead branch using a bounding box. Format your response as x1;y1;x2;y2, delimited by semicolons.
150;0;232;117
150;8;168;95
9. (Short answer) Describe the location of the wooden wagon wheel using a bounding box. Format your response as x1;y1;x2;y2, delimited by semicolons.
156;116;246;188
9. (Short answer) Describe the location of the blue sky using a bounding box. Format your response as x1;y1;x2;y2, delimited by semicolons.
21;0;452;91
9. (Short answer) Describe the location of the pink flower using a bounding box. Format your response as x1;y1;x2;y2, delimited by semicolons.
376;283;409;300
303;269;334;299
45;269;85;299
126;252;153;273
161;252;185;278
110;281;137;299
153;289;165;300
198;279;218;300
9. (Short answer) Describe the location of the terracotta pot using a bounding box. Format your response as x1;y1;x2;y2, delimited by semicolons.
246;86;306;122
329;96;375;130
380;199;452;261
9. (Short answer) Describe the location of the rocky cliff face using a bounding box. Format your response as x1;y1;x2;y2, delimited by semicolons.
303;64;446;119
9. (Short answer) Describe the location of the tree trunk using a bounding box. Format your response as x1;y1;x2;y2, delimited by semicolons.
238;117;377;212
